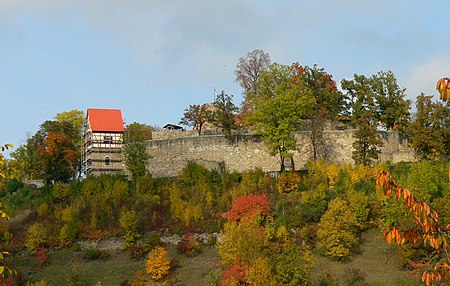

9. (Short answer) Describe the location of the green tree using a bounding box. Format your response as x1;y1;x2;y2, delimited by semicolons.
408;94;450;160
179;104;209;135
342;74;383;166
247;63;314;171
351;111;383;166
207;91;239;137
371;71;411;134
123;122;152;180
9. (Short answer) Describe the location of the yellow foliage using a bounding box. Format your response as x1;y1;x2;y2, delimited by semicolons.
277;172;301;193
317;198;359;259
276;225;289;242
349;165;374;184
247;257;276;286
217;220;268;267
146;246;171;281
325;163;340;189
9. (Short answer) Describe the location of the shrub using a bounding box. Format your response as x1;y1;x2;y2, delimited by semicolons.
128;244;147;260
119;210;141;248
25;222;49;253
131;270;147;286
35;247;49;267
146;246;171;281
84;248;110;261
221;261;248;286
144;234;163;251
176;233;201;257
277;172;301;193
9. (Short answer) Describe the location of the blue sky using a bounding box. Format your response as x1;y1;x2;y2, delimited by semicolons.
0;1;449;155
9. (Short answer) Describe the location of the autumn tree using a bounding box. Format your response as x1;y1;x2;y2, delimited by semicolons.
247;63;314;171
10;119;80;183
317;198;359;259
302;64;345;161
408;94;450;160
218;193;314;285
235;49;271;116
0;144;15;282
207;91;239;137
123;122;152;180
376;170;450;285
179;104;209;135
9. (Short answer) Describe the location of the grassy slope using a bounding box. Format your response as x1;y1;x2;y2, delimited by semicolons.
314;229;422;286
11;230;421;286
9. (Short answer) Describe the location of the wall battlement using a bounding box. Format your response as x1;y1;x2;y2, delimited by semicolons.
147;130;416;177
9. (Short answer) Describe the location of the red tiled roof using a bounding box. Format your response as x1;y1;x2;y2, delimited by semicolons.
87;108;124;132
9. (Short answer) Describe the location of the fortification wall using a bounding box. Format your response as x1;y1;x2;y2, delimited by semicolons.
146;130;417;177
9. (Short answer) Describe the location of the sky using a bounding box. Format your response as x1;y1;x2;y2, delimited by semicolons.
0;0;449;156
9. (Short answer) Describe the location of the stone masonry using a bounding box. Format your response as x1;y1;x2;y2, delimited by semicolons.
146;130;416;177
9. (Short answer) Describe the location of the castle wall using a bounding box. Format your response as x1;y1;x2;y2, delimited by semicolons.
147;130;417;177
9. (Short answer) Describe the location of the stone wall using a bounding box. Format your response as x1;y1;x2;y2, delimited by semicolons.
146;130;417;177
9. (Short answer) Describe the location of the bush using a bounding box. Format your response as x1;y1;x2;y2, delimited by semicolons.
25;222;49;253
146;246;171;281
176;233;201;257
119;210;141;247
144;234;163;251
131;270;147;286
83;248;110;261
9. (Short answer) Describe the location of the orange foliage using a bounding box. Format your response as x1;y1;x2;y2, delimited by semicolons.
277;172;301;193
376;170;450;285
221;261;248;286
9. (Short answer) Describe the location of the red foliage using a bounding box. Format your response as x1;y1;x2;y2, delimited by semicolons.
0;276;13;286
224;194;270;222
35;247;49;267
221;261;248;286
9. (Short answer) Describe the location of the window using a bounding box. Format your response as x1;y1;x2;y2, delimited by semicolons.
104;136;112;144
105;156;111;166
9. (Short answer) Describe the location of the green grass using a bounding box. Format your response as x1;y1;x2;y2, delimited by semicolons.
10;245;220;286
10;230;422;286
313;229;422;286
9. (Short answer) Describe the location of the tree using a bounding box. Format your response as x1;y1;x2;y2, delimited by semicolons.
376;170;450;285
371;71;411;134
247;63;314;171
317;198;359;259
207;91;239;137
54;109;85;139
123;123;152;180
342;74;383;166
351;111;384;166
0;144;15;282
10;119;80;183
302;64;345;161
235;49;271;115
179;104;209;135
408;94;450;160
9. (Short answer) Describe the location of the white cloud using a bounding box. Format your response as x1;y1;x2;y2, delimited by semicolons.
403;54;450;101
